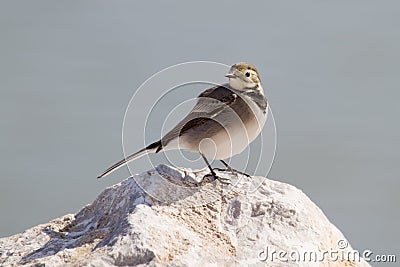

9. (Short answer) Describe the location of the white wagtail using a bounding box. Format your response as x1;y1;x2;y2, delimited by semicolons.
98;62;268;182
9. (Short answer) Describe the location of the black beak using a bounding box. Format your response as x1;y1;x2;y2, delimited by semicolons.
225;73;236;78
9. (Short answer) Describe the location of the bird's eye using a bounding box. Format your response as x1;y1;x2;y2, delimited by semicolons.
245;72;250;77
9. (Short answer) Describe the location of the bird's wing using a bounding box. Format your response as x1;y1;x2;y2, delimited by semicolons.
160;84;238;147
97;85;237;178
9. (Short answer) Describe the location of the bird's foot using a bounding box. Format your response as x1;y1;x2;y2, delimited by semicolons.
213;167;252;178
202;173;231;185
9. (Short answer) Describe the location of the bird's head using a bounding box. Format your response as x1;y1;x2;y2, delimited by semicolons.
225;62;262;92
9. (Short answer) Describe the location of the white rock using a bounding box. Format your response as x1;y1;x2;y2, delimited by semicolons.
0;164;370;266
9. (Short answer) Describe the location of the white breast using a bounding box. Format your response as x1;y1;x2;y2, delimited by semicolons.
201;96;268;161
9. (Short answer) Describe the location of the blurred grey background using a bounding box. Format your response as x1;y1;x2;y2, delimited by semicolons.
0;0;398;264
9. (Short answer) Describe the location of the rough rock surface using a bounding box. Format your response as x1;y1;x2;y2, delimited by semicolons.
0;165;370;266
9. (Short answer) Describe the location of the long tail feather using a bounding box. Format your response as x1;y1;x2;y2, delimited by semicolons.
97;141;161;179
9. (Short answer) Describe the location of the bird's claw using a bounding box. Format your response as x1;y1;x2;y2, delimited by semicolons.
212;167;251;178
202;173;231;185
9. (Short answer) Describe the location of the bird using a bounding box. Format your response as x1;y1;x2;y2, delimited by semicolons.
98;62;268;182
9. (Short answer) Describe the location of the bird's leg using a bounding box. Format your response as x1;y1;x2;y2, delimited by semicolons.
200;154;230;184
213;160;252;178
